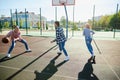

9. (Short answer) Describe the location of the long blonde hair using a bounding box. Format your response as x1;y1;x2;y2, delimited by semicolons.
85;23;91;29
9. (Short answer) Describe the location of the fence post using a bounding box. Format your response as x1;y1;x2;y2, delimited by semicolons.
10;9;13;30
72;6;75;37
113;4;119;38
25;8;28;35
15;9;18;26
39;8;42;35
64;5;68;39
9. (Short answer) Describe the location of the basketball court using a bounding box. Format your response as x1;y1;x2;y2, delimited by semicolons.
0;0;120;80
0;35;120;80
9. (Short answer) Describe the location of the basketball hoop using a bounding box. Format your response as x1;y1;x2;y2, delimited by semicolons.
52;0;75;39
52;0;75;6
59;0;66;5
61;3;65;5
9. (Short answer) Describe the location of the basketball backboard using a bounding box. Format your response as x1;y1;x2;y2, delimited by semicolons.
52;0;75;6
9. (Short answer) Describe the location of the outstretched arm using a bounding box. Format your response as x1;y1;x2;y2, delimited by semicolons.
4;31;12;38
91;30;95;35
51;39;56;43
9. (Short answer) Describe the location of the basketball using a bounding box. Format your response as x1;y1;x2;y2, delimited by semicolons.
2;37;9;44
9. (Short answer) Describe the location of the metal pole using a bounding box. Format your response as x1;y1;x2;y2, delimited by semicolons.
10;9;13;30
113;4;119;38
25;8;28;35
15;9;18;25
40;8;42;35
55;7;57;21
92;5;95;28
113;29;116;38
64;5;68;39
92;5;102;54
72;6;75;37
0;20;2;33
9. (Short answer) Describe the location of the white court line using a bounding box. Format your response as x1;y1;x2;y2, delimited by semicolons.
0;65;33;73
93;38;120;80
0;65;77;80
99;54;120;80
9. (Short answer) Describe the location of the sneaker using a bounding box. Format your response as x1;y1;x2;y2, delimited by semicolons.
64;56;69;61
92;56;96;64
25;49;32;52
88;56;94;62
57;51;62;55
6;54;11;58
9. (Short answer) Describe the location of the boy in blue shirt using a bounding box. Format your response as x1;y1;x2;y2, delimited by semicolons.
51;21;69;61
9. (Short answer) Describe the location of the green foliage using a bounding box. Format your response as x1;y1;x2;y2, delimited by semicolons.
37;21;40;29
19;19;23;28
91;10;120;31
0;21;3;32
97;15;111;30
60;16;79;30
72;23;78;30
13;20;16;25
4;21;10;28
60;16;66;27
109;11;120;29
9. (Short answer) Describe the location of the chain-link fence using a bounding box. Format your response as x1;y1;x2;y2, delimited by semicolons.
0;6;75;35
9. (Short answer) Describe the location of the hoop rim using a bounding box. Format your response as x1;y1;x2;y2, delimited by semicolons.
59;0;67;5
60;2;65;5
52;0;75;6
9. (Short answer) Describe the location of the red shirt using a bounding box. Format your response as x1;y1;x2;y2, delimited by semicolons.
6;30;21;40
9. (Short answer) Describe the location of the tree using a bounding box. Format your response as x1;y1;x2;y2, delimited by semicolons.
4;21;10;28
37;21;40;29
0;20;3;32
19;19;23;28
13;20;16;25
72;23;78;30
95;15;112;31
109;11;120;29
60;16;66;27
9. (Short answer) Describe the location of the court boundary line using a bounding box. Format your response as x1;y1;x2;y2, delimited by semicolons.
100;54;120;80
93;39;120;80
5;45;57;80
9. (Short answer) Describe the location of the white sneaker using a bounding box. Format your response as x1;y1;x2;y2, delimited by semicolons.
7;54;11;58
26;49;32;52
64;56;69;61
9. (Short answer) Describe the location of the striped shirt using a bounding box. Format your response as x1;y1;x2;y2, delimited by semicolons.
55;27;66;43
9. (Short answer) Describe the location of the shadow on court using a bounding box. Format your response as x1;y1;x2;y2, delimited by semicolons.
5;45;57;80
34;53;67;80
78;60;99;80
0;51;28;63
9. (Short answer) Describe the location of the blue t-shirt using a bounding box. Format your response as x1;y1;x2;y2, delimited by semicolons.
83;28;95;39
